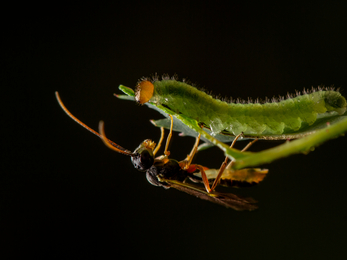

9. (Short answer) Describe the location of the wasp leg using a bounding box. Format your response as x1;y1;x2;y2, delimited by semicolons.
194;165;214;192
163;115;174;156
241;138;258;152
201;133;256;193
153;127;165;156
226;138;258;169
179;133;201;170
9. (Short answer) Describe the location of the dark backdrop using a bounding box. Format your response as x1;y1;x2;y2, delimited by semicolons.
4;2;347;259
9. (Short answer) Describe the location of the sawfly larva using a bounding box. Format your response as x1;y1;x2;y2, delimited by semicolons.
135;77;346;136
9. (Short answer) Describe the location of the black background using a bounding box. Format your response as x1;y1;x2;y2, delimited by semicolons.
3;2;347;259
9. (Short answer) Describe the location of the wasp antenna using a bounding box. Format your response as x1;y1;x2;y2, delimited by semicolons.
98;120;133;156
55;91;132;155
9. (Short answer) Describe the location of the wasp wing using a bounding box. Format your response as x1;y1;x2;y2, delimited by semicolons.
162;178;258;211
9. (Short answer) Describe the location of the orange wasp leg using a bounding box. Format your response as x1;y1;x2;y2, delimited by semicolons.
163;114;201;168
163;115;174;156
200;134;258;193
180;133;201;170
226;138;258;169
153;127;165;156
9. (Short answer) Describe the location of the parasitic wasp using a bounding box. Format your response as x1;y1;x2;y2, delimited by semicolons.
55;92;268;210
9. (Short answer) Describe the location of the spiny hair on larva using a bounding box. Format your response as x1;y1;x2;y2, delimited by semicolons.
138;74;339;105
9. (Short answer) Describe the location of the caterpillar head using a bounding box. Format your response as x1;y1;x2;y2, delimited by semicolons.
135;80;154;104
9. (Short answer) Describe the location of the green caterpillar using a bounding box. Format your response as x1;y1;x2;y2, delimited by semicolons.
135;77;347;136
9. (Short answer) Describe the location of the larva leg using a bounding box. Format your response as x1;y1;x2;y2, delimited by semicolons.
153;127;165;156
163;115;174;156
